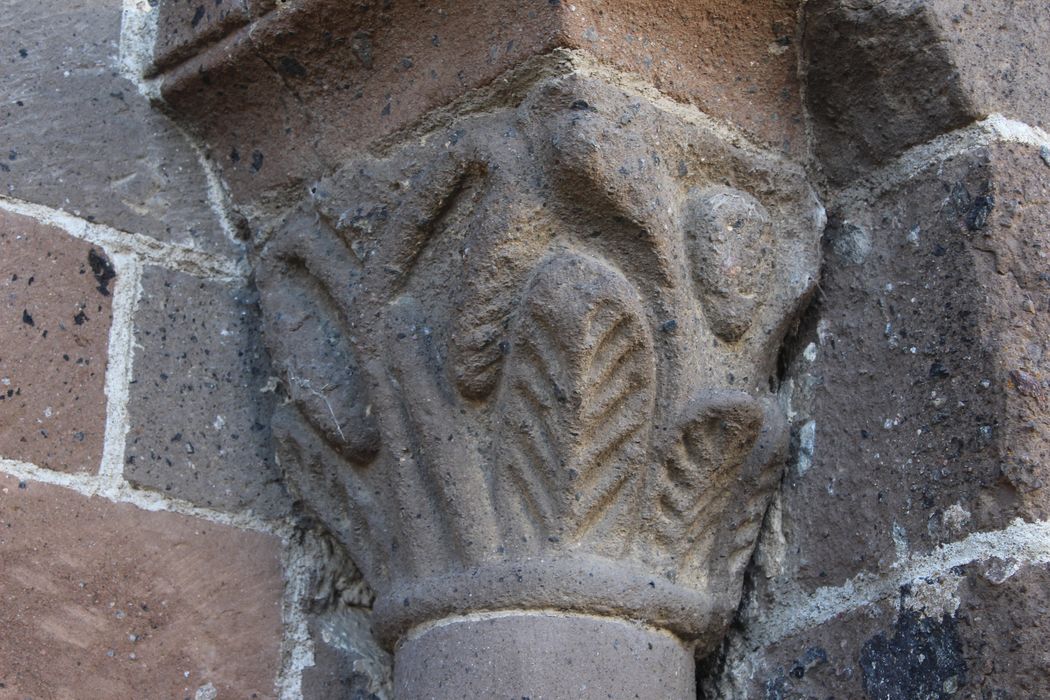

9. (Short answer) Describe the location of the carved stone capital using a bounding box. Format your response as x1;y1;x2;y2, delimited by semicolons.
254;71;824;657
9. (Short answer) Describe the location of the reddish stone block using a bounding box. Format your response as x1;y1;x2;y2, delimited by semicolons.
561;0;804;155
0;473;284;699
159;0;565;202
0;211;113;473
158;0;805;205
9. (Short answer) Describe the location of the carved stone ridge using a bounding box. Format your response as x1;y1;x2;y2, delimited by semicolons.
256;72;824;655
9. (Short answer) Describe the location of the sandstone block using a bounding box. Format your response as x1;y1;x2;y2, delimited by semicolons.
0;474;284;699
0;211;113;473
158;0;805;206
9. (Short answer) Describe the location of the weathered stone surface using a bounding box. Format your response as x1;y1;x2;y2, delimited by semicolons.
804;0;975;182
159;0;564;202
256;70;823;660
707;560;1050;698
955;560;1050;697
0;211;113;473
703;598;889;699
124;267;289;516
560;0;804;155
0;473;283;698
775;142;1050;592
158;0;805;205
929;1;1050;136
805;0;1050;182
395;613;695;699
153;0;253;71
0;0;238;255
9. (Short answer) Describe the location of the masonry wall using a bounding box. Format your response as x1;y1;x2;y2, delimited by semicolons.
0;1;369;697
705;3;1050;697
2;1;1049;699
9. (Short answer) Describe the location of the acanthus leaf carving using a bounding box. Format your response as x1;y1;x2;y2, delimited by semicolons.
656;389;765;556
493;253;656;555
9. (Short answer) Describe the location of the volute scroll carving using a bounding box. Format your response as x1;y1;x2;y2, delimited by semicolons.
256;74;824;654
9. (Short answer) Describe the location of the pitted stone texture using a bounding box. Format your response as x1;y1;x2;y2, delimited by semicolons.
0;0;239;256
702;599;889;699
394;613;695;699
805;0;1050;182
956;560;1050;697
928;1;1050;134
0;211;113;473
124;267;289;516
0;474;283;698
560;0;804;155
257;72;822;653
706;560;1050;698
773;143;1050;594
159;0;565;202
153;0;253;71
158;0;805;205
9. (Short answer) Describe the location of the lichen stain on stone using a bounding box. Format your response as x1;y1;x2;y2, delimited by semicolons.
859;607;966;700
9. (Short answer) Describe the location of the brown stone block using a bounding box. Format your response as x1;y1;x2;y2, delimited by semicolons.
931;1;1050;135
805;0;1050;182
158;0;805;205
124;267;290;517
0;0;238;255
778;142;1050;591
561;0;804;156
0;473;283;699
159;0;564;203
0;211;113;473
955;560;1050;697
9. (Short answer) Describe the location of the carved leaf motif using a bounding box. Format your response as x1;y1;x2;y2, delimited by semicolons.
450;221;545;400
257;227;379;465
656;391;763;556
655;392;787;579
376;297;500;571
494;253;656;551
272;405;389;588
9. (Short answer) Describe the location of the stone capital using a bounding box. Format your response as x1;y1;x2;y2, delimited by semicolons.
154;2;823;695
